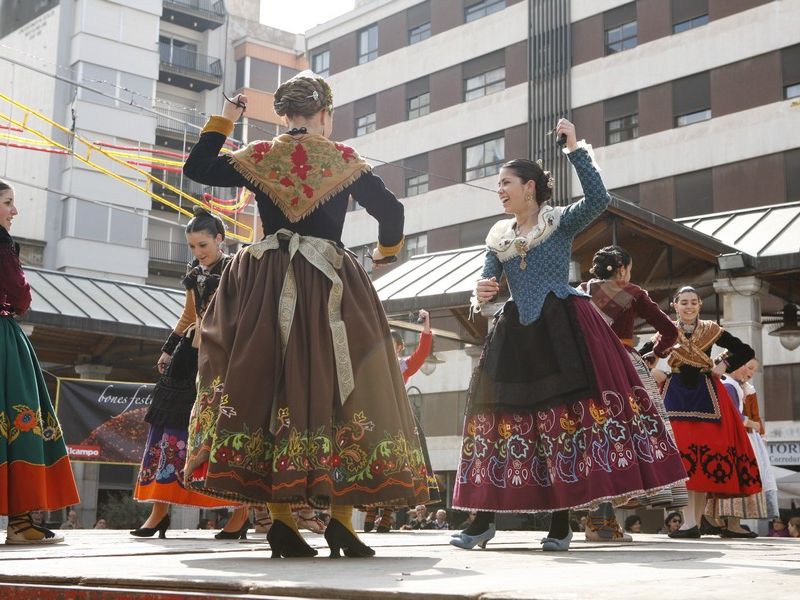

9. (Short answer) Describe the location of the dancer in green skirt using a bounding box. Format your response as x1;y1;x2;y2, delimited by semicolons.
1;178;80;544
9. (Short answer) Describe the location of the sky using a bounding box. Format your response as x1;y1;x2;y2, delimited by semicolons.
260;0;356;33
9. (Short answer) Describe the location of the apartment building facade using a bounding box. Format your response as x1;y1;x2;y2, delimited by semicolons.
306;0;800;498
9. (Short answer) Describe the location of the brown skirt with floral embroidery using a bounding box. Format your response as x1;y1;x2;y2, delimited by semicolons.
184;233;429;508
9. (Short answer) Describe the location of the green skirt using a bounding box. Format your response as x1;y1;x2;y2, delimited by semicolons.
1;316;79;515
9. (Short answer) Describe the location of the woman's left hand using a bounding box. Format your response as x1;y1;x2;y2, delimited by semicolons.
555;118;578;151
711;361;727;378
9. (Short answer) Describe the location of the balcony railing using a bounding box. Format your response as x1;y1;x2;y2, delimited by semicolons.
159;43;222;90
164;0;224;18
148;238;193;265
155;109;206;139
162;0;225;31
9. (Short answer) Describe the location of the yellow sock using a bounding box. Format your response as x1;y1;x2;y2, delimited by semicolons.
330;504;357;537
267;502;300;535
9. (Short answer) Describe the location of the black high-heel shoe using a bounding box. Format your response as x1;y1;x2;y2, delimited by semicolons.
324;517;375;558
130;514;170;539
215;521;249;540
266;520;318;558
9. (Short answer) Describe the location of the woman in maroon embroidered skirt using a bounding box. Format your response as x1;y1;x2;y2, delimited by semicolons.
181;74;428;558
661;286;760;539
450;120;686;552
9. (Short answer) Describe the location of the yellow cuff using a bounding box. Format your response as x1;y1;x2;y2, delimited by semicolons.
202;115;234;137
378;237;404;257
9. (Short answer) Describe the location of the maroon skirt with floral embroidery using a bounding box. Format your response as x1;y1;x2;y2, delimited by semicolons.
452;295;687;513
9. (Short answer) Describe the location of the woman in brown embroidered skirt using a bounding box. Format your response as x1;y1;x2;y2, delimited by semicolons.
181;73;428;558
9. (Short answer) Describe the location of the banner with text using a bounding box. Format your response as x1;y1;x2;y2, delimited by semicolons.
55;378;155;464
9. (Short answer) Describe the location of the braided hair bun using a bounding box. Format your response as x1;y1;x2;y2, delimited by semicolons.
273;70;333;118
589;245;631;279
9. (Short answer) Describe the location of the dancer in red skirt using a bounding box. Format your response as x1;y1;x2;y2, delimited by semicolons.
661;286;760;538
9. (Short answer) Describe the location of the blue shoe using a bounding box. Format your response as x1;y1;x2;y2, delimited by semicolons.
449;524;496;550
541;529;572;551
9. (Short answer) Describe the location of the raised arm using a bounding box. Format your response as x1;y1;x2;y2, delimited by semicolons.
559;146;611;237
348;170;405;258
183;116;249;189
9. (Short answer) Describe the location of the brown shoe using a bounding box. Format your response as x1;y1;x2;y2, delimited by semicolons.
6;513;64;545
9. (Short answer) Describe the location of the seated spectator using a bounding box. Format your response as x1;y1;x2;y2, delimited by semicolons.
431;509;449;530
60;510;80;530
403;505;433;530
768;517;789;537
661;512;682;534
624;515;642;534
788;516;800;538
94;518;107;529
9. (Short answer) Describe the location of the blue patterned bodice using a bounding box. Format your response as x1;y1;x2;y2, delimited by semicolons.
480;147;610;325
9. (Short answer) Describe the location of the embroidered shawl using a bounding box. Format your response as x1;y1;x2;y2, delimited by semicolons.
229;134;370;222
667;319;723;371
582;279;638;325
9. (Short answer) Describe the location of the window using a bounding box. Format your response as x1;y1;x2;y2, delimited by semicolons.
465;0;505;22
673;14;708;33
355;113;376;136
676;109;711;127
605;21;637;53
464;136;505;181
311;49;330;77
249;58;279;90
673;72;711;127
782;45;800;100
402;234;427;261
406;173;428;197
672;0;708;33
280;67;299;83
79;63;152;112
358;24;378;64
465;67;505;101
235;57;246;89
674;169;713;217
409;22;431;44
786;149;800;202
408;92;430;119
604;92;638;145
603;3;637;55
408;2;431;44
606;114;639;144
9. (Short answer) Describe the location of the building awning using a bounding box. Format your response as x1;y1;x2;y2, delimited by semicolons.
677;201;800;276
23;267;183;341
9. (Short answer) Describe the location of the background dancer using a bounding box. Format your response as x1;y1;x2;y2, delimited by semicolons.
132;207;245;540
450;120;686;552
579;244;686;542
703;358;776;537
182;72;429;559
661;286;761;539
364;309;440;534
1;178;80;544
